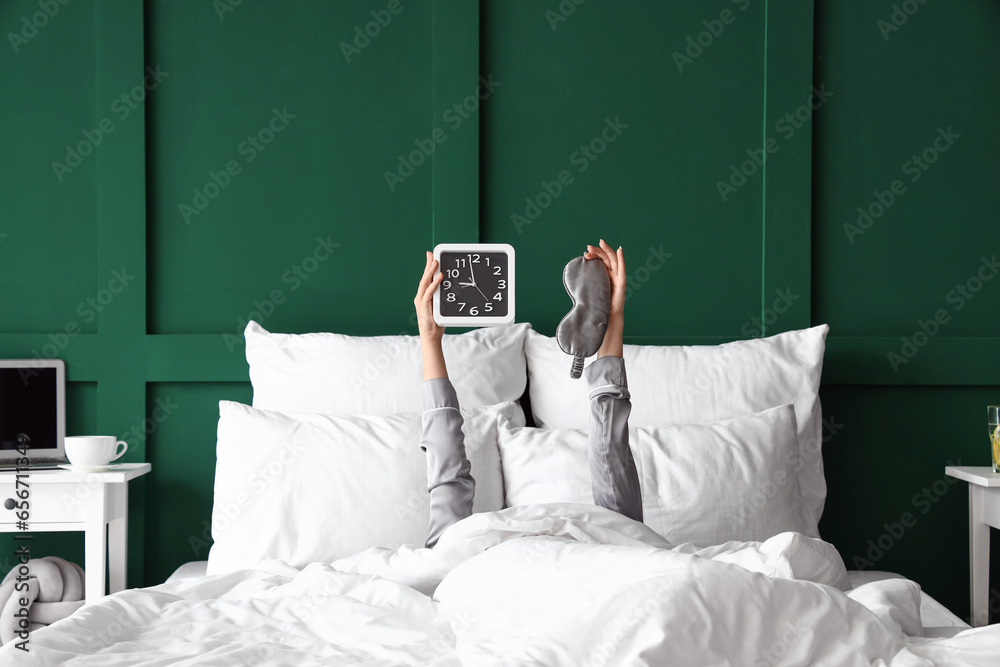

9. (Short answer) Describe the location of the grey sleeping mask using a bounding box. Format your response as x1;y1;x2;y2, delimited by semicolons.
556;255;611;378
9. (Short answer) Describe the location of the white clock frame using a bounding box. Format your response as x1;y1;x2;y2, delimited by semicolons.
433;243;516;327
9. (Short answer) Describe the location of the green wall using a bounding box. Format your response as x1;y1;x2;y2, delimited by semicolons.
1;0;997;623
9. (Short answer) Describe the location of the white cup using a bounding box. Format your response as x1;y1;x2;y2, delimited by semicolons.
65;436;128;467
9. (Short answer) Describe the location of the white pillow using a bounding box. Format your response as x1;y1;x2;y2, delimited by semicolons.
207;400;523;574
245;321;531;415
497;405;804;547
523;325;828;536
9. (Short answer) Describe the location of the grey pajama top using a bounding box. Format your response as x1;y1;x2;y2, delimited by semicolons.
420;355;643;548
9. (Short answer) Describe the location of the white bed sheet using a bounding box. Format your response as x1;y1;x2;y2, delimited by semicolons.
3;504;997;666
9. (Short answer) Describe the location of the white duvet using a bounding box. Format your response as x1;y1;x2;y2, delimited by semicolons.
3;504;998;666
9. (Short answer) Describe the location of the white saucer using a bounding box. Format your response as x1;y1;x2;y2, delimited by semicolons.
57;464;121;473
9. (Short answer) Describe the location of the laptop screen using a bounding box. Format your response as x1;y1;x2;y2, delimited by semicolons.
0;365;59;452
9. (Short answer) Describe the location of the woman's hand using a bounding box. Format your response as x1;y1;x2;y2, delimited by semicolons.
414;251;448;379
584;240;626;358
584;240;626;316
415;251;445;341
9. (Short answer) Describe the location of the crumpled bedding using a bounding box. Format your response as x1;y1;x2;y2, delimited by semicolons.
2;503;997;666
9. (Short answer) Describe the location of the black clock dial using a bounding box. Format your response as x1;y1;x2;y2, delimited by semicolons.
439;251;509;317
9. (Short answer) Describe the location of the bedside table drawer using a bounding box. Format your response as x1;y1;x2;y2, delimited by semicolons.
0;482;87;525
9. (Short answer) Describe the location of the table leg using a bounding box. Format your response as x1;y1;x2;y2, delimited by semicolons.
970;485;990;626
84;484;108;605
107;484;128;594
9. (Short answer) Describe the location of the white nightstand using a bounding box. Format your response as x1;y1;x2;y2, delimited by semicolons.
945;465;1000;627
0;463;151;605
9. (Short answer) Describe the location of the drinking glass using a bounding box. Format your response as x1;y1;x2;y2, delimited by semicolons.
989;406;1000;473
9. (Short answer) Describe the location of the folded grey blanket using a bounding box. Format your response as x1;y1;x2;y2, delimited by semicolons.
0;557;85;645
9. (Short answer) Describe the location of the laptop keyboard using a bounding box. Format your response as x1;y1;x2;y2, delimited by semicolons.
0;458;64;469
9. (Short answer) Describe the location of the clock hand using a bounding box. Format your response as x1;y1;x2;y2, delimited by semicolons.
469;264;489;301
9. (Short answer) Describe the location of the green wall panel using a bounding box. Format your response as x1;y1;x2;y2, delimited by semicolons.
819;384;1000;622
0;0;99;333
144;382;252;585
480;0;791;338
813;0;1000;336
146;0;437;336
66;381;98;436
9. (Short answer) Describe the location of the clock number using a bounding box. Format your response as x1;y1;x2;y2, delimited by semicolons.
469;253;480;264
494;293;503;301
485;257;491;266
458;302;466;312
485;302;493;312
443;280;451;290
493;265;502;276
469;306;479;316
497;280;506;289
447;269;460;278
446;292;456;302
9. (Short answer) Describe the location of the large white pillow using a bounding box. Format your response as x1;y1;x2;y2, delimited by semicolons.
523;325;828;536
207;400;523;574
245;321;531;415
497;405;804;547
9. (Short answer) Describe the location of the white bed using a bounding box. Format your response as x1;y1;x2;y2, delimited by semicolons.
3;509;993;666
2;322;997;665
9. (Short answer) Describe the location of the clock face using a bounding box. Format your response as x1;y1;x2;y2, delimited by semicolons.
438;251;509;319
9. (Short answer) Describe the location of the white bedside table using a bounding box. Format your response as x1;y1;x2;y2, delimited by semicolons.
945;465;1000;627
0;463;151;605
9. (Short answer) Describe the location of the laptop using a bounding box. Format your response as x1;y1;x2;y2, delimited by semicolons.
0;359;66;469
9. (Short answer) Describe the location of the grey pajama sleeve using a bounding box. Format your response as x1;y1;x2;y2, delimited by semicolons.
586;356;643;523
420;378;475;548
